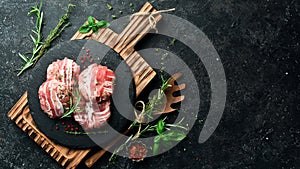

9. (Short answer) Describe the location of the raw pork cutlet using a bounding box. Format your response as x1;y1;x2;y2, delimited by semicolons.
74;64;115;130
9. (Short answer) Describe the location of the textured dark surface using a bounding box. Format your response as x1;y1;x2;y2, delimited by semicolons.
0;0;299;169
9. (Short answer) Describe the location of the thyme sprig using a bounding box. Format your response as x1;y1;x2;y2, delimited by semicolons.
65;130;108;135
61;89;81;119
138;75;171;122
17;1;75;76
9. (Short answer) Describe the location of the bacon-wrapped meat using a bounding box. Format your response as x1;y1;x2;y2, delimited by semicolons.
46;57;80;91
38;80;70;118
74;64;115;130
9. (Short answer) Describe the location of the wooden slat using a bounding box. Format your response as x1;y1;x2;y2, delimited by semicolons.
7;95;91;169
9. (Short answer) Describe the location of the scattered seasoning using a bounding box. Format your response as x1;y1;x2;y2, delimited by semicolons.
128;142;147;162
65;130;108;135
106;3;113;10
79;48;95;67
122;1;125;5
119;10;123;14
169;38;176;46
129;3;134;7
198;119;204;124
112;15;117;19
132;9;135;12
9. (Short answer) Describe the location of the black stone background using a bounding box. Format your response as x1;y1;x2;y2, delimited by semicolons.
0;0;299;168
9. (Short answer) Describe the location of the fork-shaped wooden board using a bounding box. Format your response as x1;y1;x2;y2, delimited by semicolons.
71;2;162;96
8;2;162;169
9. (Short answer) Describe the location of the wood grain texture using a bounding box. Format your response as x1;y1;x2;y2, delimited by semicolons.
8;92;91;169
8;2;162;169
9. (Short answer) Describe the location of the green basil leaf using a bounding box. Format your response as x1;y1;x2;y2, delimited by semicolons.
154;135;161;143
162;140;172;148
92;26;98;33
79;24;91;33
96;20;110;28
88;16;95;25
159;131;186;142
169;131;186;141
156;119;165;135
153;143;160;155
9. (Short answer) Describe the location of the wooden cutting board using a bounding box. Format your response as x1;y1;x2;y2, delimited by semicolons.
7;2;162;169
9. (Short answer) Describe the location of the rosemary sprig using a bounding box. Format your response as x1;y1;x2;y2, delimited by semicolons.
17;0;44;76
142;75;171;120
17;1;75;76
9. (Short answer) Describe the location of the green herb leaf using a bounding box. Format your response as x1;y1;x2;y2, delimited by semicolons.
18;53;28;62
79;24;91;33
79;17;110;34
96;20;110;28
92;26;98;33
156;119;165;135
162;131;186;141
106;3;113;10
87;16;94;25
153;142;160;155
154;135;161;143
